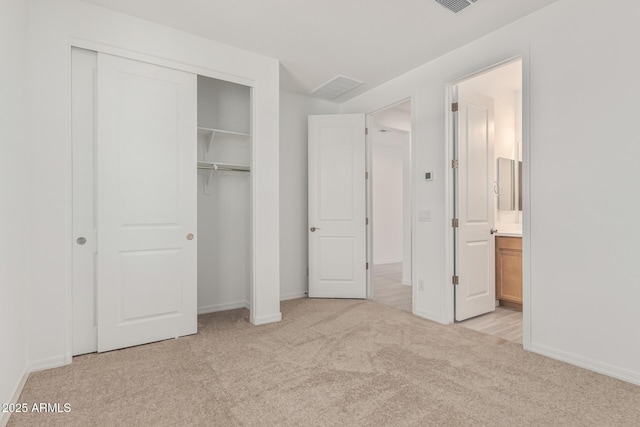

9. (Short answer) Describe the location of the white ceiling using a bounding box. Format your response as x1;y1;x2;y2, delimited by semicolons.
79;0;558;102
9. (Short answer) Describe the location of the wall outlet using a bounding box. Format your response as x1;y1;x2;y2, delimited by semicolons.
418;279;425;291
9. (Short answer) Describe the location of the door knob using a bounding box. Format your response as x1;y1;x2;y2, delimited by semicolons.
76;237;87;245
186;233;194;240
310;227;320;232
490;228;499;235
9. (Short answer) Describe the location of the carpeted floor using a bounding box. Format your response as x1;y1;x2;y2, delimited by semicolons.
9;298;640;426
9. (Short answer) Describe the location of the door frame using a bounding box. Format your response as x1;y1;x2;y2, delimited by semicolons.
365;97;415;314
68;38;258;357
444;55;532;349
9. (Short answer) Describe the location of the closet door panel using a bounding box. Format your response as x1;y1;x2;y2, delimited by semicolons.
118;74;180;225
97;53;197;352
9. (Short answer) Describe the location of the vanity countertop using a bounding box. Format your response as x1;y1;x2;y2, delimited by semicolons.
495;232;522;238
494;226;522;237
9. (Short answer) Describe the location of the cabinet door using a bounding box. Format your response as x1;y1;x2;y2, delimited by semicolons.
496;237;523;306
97;53;197;352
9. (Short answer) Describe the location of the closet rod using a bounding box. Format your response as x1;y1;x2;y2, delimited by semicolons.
197;164;250;172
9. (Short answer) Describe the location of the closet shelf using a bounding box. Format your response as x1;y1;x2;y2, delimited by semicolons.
197;127;250;138
197;161;250;172
198;127;250;155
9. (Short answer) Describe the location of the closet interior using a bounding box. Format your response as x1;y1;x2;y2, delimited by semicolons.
196;76;252;314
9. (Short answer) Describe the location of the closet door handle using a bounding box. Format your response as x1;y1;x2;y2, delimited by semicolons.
310;227;320;232
490;228;499;235
186;233;194;240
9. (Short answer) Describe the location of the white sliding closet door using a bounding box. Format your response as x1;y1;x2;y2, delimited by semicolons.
97;53;197;352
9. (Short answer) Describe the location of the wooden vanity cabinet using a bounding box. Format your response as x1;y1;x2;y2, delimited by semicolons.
495;236;522;310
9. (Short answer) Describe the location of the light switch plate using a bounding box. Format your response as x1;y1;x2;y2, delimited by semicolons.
418;210;431;222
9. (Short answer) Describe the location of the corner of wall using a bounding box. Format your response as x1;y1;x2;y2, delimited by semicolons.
0;0;32;420
0;368;30;427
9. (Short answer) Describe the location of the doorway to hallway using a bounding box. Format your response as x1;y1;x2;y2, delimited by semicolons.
368;99;412;312
372;262;411;312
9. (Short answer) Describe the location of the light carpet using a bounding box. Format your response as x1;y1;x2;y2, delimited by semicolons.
9;298;640;426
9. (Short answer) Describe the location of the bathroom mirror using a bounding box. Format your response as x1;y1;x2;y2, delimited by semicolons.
496;157;522;211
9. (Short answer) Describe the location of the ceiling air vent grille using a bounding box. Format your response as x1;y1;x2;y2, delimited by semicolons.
435;0;479;14
312;75;364;100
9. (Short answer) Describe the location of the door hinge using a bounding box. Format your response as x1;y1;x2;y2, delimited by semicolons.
452;102;458;112
366;262;369;270
452;218;459;228
452;275;459;285
365;171;369;179
366;218;369;225
451;159;459;169
365;127;369;135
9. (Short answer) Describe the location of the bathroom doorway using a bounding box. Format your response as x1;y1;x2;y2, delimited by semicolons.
367;100;412;312
450;59;524;343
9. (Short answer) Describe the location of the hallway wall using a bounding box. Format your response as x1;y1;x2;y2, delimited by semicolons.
371;130;405;265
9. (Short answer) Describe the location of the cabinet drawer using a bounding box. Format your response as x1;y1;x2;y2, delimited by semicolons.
496;236;522;251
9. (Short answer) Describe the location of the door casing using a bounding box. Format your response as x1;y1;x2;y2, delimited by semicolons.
444;55;532;350
365;98;415;313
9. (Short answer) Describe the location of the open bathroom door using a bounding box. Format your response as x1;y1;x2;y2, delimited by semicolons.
454;87;497;321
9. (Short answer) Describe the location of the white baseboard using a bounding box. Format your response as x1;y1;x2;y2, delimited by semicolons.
530;342;640;386
28;355;67;373
1;367;30;427
413;308;446;324
401;280;411;286
251;312;282;325
280;292;307;301
197;301;249;315
198;293;307;315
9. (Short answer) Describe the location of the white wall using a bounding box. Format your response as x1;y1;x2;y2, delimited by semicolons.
197;169;251;312
371;131;404;265
279;91;339;300
26;0;281;370
372;105;411;132
341;0;640;384
0;0;30;419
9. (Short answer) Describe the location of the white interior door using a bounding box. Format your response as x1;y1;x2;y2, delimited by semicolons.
308;114;366;298
97;53;197;352
455;88;496;321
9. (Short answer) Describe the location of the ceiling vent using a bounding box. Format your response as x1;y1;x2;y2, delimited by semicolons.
435;0;479;14
312;75;364;100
